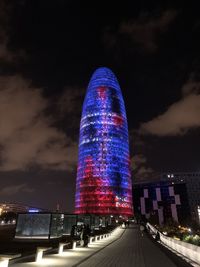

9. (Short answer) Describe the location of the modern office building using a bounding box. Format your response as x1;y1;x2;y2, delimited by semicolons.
75;67;133;216
162;172;200;224
133;181;190;225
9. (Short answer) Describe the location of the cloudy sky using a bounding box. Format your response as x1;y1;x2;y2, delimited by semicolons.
0;1;200;211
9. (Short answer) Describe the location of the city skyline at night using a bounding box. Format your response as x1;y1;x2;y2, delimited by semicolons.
0;1;200;212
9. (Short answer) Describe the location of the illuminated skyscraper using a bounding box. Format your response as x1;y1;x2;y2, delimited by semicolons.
75;67;133;216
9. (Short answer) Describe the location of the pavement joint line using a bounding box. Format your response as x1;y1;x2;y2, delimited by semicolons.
72;228;126;267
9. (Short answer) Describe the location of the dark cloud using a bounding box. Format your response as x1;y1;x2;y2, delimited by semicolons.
129;130;145;147
56;87;84;137
131;153;157;182
0;42;12;62
0;75;77;171
182;75;200;96
131;154;146;171
130;130;155;182
58;87;84;116
130;129;159;182
120;10;177;52
0;0;11;62
140;79;200;136
0;183;34;196
0;0;26;63
104;9;177;53
135;166;155;181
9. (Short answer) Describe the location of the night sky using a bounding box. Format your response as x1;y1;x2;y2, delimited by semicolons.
0;1;200;212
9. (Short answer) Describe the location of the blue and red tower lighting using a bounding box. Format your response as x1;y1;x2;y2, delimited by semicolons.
75;67;133;216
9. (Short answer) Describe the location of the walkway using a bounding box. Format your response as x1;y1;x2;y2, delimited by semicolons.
77;225;177;267
12;225;192;267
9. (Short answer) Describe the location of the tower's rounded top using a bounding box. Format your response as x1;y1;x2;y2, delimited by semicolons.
91;67;116;79
88;67;120;91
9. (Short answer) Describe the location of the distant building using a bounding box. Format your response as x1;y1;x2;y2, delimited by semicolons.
0;202;46;215
133;181;190;225
162;172;200;224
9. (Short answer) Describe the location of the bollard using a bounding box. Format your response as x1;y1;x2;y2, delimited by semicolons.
89;236;93;244
72;241;76;250
58;243;69;255
35;250;43;262
35;247;51;262
0;258;9;267
58;244;63;255
0;254;21;267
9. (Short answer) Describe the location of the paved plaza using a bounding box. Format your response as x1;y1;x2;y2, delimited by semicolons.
12;225;192;267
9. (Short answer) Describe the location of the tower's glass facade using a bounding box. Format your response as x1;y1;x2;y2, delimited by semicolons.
75;67;133;216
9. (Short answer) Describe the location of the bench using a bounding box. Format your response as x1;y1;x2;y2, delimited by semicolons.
35;247;52;262
0;254;21;267
58;242;70;254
